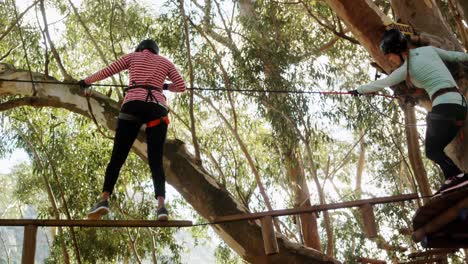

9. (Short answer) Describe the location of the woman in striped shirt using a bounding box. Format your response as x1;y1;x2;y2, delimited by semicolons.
80;39;186;220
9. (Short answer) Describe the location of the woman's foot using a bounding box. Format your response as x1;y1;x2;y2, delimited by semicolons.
87;200;110;220
157;207;168;221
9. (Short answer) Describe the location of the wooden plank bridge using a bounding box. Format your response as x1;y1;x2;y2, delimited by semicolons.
4;193;418;264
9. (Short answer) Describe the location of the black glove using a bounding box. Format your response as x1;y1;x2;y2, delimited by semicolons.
349;90;361;97
78;80;91;89
163;83;169;90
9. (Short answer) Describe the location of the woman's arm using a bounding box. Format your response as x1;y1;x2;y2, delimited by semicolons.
357;65;406;94
166;62;186;92
84;55;130;84
434;47;468;63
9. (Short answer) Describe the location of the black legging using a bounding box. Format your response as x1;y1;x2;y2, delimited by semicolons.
103;100;168;198
425;103;467;179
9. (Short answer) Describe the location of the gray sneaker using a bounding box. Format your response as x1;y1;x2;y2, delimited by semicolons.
87;200;110;220
157;207;168;221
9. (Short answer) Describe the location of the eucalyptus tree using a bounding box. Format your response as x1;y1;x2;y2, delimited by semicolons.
1;0;467;263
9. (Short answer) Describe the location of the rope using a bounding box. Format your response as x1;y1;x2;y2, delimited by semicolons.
363;97;426;127
0;78;397;98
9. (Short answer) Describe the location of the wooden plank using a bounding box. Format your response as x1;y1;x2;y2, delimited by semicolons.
407;249;457;258
398;257;446;264
421;222;468;248
413;186;468;229
412;196;468;242
21;225;37;264
215;194;418;223
357;257;386;264
0;219;193;227
359;203;378;238
260;216;278;255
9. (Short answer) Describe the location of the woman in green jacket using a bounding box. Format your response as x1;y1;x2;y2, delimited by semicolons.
350;29;468;195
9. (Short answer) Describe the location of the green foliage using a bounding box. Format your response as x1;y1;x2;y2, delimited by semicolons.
214;242;244;264
1;0;464;262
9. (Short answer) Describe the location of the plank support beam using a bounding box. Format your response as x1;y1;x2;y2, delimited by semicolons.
22;225;38;264
260;216;279;255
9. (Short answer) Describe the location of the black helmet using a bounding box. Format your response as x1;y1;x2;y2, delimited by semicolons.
135;39;159;54
379;29;407;55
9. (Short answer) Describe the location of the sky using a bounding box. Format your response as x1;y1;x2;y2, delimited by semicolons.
0;149;29;174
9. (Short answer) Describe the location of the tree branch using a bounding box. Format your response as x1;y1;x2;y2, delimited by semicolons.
0;45;19;61
179;0;201;161
301;1;359;44
67;0;122;94
0;0;38;43
39;0;74;81
0;97;49;111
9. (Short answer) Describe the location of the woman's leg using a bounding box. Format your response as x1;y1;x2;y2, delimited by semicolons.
102;118;141;196
146;122;168;203
425;104;466;192
425;116;462;178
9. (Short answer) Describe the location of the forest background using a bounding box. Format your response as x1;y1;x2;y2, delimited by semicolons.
0;0;467;263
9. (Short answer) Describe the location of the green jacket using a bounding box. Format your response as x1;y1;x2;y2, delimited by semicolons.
357;46;468;106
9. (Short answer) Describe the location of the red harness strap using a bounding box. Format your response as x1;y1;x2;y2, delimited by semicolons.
456;120;464;143
147;116;170;128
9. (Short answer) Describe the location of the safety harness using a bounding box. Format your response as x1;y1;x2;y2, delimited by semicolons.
121;84;170;128
118;112;170;128
124;84;161;103
405;50;465;143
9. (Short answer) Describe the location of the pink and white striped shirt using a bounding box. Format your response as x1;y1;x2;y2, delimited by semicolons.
84;50;186;106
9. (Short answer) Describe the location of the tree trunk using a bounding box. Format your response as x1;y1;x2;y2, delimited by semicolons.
178;0;201;161
0;65;339;264
285;150;321;250
457;0;468;22
402;103;431;203
390;0;462;51
324;0;394;73
355;130;366;199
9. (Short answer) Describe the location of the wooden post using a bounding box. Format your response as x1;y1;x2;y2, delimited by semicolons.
260;216;278;255
22;225;38;264
359;203;378;238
